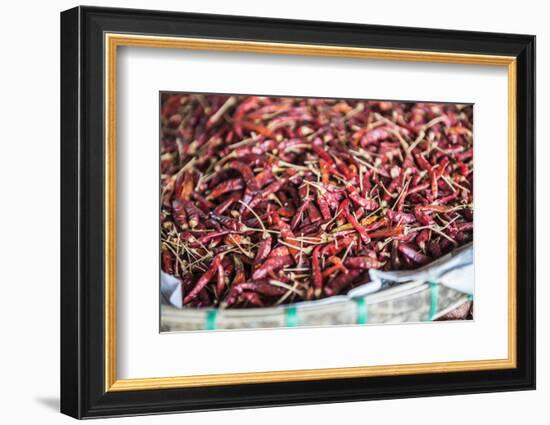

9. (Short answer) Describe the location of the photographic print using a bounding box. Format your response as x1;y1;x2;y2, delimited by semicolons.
61;8;535;417
159;94;474;331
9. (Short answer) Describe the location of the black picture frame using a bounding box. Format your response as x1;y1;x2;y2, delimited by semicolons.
61;5;535;419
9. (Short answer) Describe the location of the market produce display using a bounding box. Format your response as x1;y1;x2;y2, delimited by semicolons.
160;94;473;309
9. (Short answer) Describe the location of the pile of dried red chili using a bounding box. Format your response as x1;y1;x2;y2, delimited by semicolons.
160;94;473;309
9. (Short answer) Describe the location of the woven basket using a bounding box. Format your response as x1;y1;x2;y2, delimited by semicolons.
161;280;471;331
161;243;474;331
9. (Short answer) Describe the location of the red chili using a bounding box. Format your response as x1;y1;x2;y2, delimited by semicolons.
216;263;226;296
347;184;378;210
171;199;188;229
212;192;241;215
312;246;323;296
368;226;405;239
226;160;260;191
321;256;348;278
344;256;383;269
161;249;174;274
271;211;301;262
341;199;370;243
232;255;246;286
290;200;310;230
456;222;474;232
254;236;273;266
312;137;334;164
324;269;363;296
316;193;332;221
398;242;431;265
224;281;286;306
307;202;322;223
183;255;223;304
242;178;286;216
183;200;207;228
192;231;231;247
360;126;391;146
252;254;293;280
387;210;416;224
190;192;215;211
209;177;244;199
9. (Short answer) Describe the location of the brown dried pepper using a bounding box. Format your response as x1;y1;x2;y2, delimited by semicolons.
253;235;273;266
224;281;286;307
183;255;224;304
212;192;241;215
344;256;384;269
209;177;244;199
398;242;431;265
183;200;207;228
252;246;293;280
171;199;188;229
311;245;323;297
226;160;260;191
324;269;363;296
216;263;226;296
341;199;370;243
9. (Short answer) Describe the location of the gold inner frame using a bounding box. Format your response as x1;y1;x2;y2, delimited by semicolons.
104;33;517;392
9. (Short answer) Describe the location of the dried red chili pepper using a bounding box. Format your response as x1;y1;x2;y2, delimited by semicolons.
224;281;287;307
341;199;370;243
311;245;323;297
183;200;206;229
171;199;188;229
190;192;215;211
242;178;286;216
226;160;260;191
387;210;416;224
232;255;246;286
253;236;272;266
251;245;292;280
212;192;241;215
161;248;174;274
321;256;348;278
344;257;384;269
271;211;301;262
316;193;332;221
183;255;224;305
324;269;363;296
216;263;226;296
398;242;431;265
209;177;244;199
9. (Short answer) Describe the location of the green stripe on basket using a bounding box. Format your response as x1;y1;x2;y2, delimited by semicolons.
285;306;298;327
205;309;218;330
355;297;368;324
428;281;439;321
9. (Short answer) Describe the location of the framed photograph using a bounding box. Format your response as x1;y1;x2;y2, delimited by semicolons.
60;6;535;419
